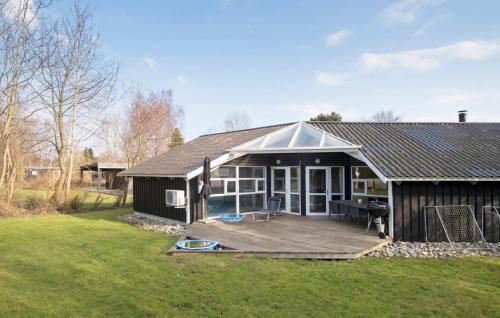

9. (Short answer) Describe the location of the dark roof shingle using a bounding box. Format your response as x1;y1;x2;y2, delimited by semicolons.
309;122;500;179
120;121;500;180
119;123;292;177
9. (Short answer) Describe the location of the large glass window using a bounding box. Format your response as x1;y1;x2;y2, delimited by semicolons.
239;193;264;212
211;180;224;194
207;195;236;217
212;166;236;178
239;180;255;193
351;166;387;203
207;166;266;217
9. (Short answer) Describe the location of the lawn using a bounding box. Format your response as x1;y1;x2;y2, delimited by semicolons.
0;209;498;317
12;188;132;211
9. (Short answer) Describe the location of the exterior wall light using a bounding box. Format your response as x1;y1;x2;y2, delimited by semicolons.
315;158;321;164
276;159;281;165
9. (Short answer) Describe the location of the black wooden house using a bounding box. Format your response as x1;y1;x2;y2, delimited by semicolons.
119;120;500;241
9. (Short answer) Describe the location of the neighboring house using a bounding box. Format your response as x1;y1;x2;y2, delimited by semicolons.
25;166;60;184
119;118;500;242
80;162;129;190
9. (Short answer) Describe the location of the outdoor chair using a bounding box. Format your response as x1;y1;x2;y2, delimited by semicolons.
329;201;347;222
252;196;282;222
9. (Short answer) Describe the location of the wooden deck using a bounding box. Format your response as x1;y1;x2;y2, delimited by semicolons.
169;214;391;259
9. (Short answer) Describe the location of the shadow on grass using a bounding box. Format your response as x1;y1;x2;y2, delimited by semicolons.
68;207;133;223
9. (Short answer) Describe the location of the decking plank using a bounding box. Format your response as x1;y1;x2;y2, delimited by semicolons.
173;214;391;259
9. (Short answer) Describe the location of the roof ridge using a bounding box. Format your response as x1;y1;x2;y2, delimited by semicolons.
198;122;296;137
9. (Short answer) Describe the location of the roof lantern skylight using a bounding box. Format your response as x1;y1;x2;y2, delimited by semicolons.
230;122;361;153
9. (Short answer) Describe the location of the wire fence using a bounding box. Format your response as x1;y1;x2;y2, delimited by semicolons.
482;206;500;243
423;205;486;248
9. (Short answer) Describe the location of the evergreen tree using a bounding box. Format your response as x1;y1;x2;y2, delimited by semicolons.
309;111;342;122
82;147;95;163
169;128;184;148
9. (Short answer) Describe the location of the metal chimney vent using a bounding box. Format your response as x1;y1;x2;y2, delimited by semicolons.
458;110;467;123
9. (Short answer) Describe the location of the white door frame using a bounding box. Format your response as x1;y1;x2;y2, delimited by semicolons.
271;166;300;214
305;166;345;216
305;166;330;215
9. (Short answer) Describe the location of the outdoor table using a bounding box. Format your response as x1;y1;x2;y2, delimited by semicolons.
330;200;369;223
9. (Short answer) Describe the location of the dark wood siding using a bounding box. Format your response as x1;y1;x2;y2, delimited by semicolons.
392;181;500;241
133;177;187;222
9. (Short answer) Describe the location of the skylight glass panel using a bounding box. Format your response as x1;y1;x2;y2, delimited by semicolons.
264;126;296;148
292;124;322;147
322;134;352;147
239;137;264;149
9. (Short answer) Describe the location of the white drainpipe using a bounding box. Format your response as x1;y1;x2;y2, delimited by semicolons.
387;181;394;238
185;178;191;224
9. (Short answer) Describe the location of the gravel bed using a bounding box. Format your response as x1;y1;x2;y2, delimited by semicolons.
119;214;187;236
368;241;500;258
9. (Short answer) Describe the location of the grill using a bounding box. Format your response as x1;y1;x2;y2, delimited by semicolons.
367;201;389;238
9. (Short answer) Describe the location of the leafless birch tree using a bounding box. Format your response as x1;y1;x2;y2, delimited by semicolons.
0;0;47;203
120;88;183;205
36;2;118;205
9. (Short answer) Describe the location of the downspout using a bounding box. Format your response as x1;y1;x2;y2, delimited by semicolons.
185;178;191;224
387;181;394;239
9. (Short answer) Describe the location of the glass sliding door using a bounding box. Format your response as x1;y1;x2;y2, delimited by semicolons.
271;167;301;214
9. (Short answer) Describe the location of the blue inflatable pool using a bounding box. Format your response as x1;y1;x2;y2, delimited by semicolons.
220;213;246;223
176;239;220;250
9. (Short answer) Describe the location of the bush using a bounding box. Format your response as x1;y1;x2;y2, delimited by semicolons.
67;192;89;212
92;194;104;210
114;195;123;208
24;192;44;211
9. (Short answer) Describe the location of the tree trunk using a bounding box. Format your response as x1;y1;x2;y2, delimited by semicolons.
121;178;130;206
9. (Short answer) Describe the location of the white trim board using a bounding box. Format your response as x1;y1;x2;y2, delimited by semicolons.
388;177;500;182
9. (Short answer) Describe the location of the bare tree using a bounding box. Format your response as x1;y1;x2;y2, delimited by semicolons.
368;110;402;122
0;0;48;203
98;116;122;162
36;2;118;205
224;110;251;131
120;88;183;205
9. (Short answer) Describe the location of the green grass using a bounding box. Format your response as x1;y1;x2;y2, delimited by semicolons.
0;209;499;317
13;188;131;210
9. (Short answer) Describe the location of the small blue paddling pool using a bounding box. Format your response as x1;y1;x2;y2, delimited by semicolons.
176;239;221;250
220;213;245;224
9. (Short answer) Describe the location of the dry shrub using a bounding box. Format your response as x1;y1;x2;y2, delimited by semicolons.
0;201;21;217
67;192;89;212
114;195;123;208
24;192;44;211
92;194;104;210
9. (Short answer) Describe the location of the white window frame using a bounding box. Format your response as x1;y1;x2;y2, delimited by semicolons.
208;165;266;217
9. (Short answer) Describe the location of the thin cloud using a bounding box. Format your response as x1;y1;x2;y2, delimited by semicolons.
142;57;158;72
360;40;500;71
413;14;449;36
176;74;190;85
325;29;352;47
432;89;500;104
378;0;444;25
316;72;347;86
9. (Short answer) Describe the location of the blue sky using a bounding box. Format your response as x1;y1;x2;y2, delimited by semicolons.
64;0;500;140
